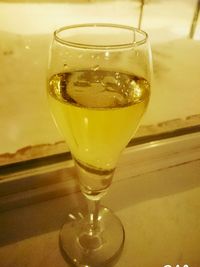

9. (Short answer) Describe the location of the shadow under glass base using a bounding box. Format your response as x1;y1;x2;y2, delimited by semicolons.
59;206;125;267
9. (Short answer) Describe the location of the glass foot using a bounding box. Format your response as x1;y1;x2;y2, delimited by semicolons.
59;206;125;267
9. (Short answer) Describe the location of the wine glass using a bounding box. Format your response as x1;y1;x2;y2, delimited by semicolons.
47;23;152;266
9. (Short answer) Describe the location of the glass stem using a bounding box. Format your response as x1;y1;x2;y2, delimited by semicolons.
86;197;101;234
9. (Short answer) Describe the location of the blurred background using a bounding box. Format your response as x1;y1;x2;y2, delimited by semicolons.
0;0;200;165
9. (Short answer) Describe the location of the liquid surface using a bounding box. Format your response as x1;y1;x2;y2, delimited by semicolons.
48;70;150;170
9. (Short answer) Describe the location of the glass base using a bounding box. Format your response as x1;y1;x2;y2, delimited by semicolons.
59;206;125;267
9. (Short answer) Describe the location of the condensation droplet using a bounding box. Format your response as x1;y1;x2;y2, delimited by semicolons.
105;51;109;57
91;65;100;71
135;51;139;57
68;213;76;220
64;63;68;69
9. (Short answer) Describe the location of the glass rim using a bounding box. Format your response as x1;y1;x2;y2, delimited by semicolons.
54;23;148;50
